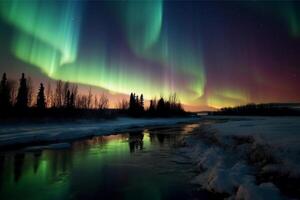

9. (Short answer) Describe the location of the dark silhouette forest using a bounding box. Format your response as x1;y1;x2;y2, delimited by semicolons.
0;73;186;120
210;103;300;116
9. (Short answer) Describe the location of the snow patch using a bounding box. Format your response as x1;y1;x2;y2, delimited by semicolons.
0;117;198;147
184;116;300;199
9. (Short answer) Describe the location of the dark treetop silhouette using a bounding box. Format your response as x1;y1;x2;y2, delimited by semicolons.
0;73;186;120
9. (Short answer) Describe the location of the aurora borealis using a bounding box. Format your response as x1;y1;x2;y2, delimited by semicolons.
0;1;300;110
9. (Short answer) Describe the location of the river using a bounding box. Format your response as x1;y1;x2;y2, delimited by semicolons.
0;122;215;200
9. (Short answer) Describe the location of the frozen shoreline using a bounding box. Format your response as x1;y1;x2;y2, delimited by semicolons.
0;117;199;148
183;116;300;199
2;115;300;198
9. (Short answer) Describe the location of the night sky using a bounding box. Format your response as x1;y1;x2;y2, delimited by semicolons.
0;1;300;111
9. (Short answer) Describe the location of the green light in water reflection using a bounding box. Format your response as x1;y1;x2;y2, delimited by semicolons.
0;125;199;200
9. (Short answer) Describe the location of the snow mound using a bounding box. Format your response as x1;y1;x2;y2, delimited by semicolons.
185;116;300;199
192;145;255;194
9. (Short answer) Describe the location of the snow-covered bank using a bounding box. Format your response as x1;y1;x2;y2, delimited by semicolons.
0;117;199;147
183;116;300;199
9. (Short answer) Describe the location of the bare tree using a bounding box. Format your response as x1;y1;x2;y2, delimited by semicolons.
169;93;178;109
76;94;81;109
27;76;34;107
55;80;63;107
87;87;93;109
71;84;78;108
98;93;109;110
94;95;98;109
46;81;53;108
63;81;69;107
169;93;177;104
80;95;88;109
168;93;183;112
7;80;17;106
116;99;129;110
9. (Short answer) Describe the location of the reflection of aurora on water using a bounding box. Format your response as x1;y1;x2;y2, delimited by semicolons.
0;123;200;200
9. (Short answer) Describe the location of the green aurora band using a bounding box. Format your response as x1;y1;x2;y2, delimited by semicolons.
0;0;205;105
1;1;300;109
123;0;163;54
0;0;82;68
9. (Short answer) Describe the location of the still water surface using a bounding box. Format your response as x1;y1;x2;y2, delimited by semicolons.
0;123;211;200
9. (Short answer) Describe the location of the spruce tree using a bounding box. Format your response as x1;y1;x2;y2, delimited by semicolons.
140;94;144;111
157;97;165;113
129;93;134;111
149;100;154;112
16;73;28;109
0;73;11;109
37;83;46;109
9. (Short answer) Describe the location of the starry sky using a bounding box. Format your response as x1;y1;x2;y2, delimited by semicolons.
0;0;299;111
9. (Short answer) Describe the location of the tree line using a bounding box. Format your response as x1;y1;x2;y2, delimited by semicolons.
0;72;186;118
0;73;111;111
128;92;185;117
210;103;300;116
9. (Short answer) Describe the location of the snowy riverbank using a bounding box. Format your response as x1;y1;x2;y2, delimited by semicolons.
2;115;300;199
182;116;300;199
0;117;199;147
